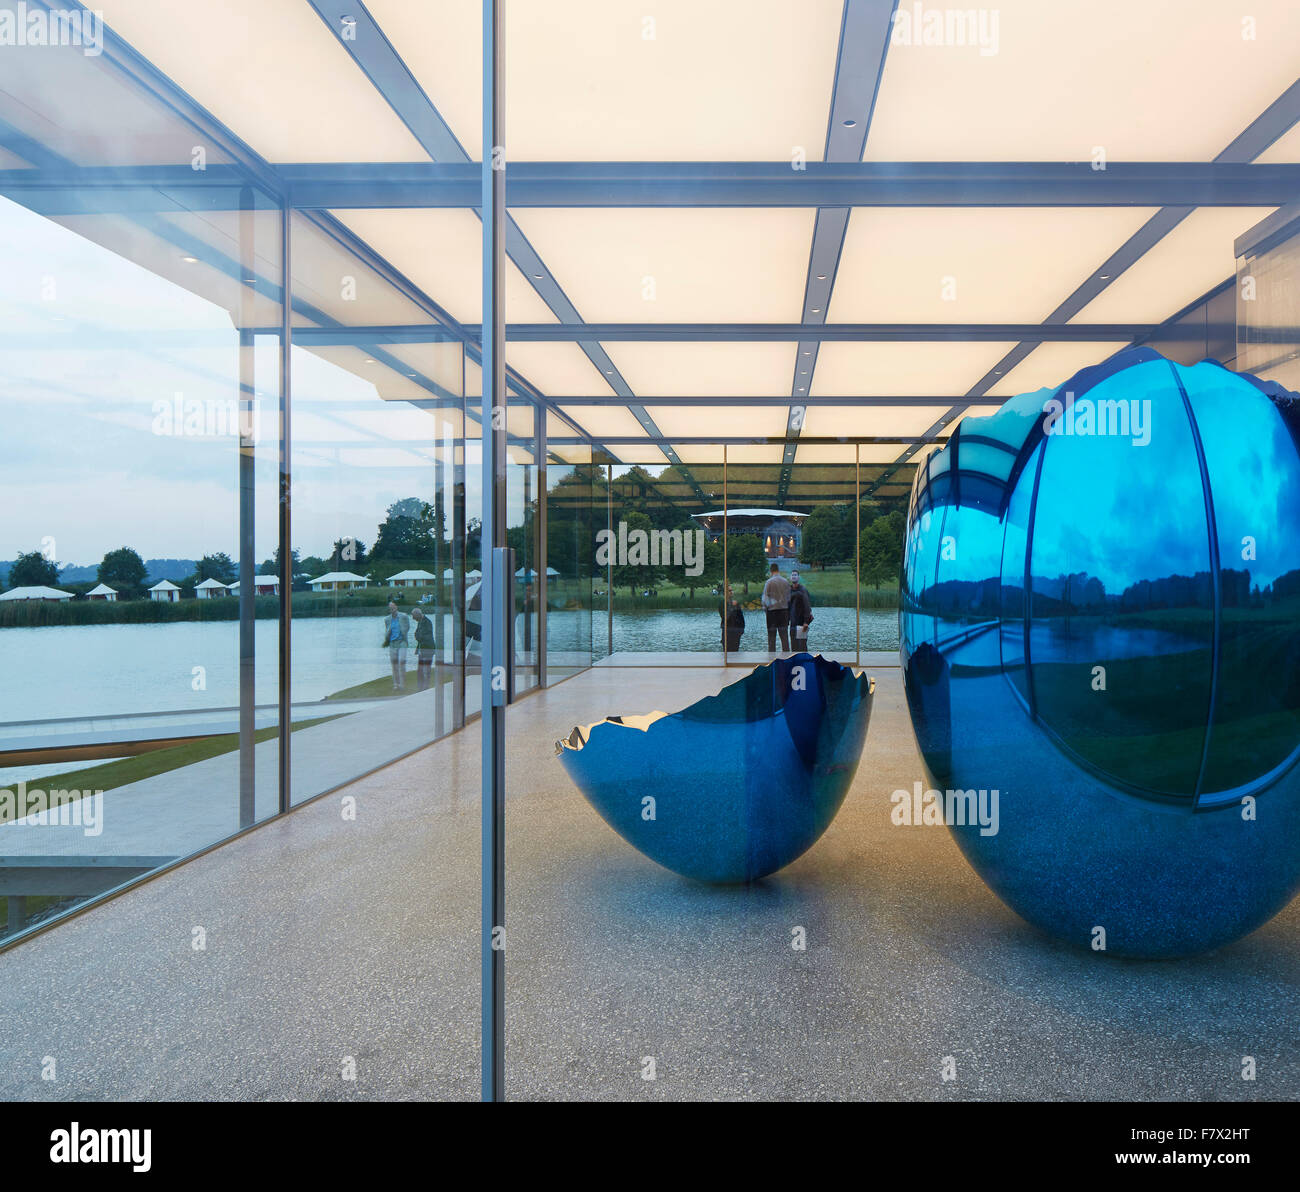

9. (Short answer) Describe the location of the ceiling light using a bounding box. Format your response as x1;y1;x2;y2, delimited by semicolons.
181;255;198;263
816;273;827;280
842;119;857;128
365;358;377;364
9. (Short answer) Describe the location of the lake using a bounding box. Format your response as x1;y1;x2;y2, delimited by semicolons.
0;606;901;725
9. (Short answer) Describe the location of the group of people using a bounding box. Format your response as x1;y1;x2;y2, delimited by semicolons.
720;563;814;654
381;601;437;692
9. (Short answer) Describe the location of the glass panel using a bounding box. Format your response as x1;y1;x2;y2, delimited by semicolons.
289;211;464;797
0;35;283;941
544;443;596;682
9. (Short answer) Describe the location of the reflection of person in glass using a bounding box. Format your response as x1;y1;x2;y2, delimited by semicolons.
381;600;410;691
412;606;435;691
762;563;791;652
719;583;744;651
788;570;813;651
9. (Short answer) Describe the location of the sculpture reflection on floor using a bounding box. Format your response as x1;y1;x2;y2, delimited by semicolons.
557;654;874;883
902;347;1300;957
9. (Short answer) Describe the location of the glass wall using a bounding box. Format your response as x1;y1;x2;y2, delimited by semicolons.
0;33;284;942
288;211;466;799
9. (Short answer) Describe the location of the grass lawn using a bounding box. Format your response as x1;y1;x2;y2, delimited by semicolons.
324;669;453;702
1;715;341;822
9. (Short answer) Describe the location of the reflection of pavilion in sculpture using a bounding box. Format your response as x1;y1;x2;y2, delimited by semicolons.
691;508;809;560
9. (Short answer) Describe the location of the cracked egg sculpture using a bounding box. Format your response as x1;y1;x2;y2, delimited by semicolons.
557;653;874;883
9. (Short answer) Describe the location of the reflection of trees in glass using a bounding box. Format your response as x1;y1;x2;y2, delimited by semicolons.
800;504;852;569
612;511;661;595
371;497;439;577
859;510;904;588
96;546;146;594
260;546;305;579
726;534;767;595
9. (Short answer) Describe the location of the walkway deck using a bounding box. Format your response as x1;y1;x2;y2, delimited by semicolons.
0;666;1296;1101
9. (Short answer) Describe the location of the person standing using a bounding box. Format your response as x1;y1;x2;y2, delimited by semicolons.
382;600;411;691
761;562;791;652
412;605;435;691
719;583;744;652
788;570;813;652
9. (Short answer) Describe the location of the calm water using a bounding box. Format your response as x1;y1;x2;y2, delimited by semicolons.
0;607;900;724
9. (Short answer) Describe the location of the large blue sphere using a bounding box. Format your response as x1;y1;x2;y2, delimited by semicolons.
901;348;1300;957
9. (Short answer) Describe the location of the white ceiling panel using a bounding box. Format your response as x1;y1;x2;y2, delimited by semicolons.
986;343;1124;397
333;209;556;326
812;342;1017;397
558;404;647;440
96;0;427;163
1070;208;1272;324
644;406;788;439
830;207;1159;323
604;343;798;397
865;1;1300;162
800;405;956;439
367;0;841;161
510;209;814;323
505;343;616;398
796;443;903;464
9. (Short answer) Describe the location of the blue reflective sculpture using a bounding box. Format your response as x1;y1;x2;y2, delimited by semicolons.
557;654;874;883
902;348;1300;957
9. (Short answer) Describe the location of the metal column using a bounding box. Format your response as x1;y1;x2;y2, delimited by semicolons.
277;201;293;814
480;0;507;1104
237;186;256;828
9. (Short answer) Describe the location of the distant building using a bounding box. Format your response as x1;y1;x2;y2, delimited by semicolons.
386;569;436;588
0;585;74;602
86;583;118;602
228;575;279;596
690;508;809;560
194;578;231;599
306;571;368;593
148;580;180;603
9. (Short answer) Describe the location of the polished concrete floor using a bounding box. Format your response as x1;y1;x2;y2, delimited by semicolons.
0;664;1297;1101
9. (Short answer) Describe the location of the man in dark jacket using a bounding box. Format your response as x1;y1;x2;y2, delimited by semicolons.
412;606;436;690
787;570;813;652
719;584;744;652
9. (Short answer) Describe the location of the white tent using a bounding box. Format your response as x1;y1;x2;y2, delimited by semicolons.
0;585;73;602
148;580;180;603
86;583;118;602
195;578;231;599
387;569;437;587
307;570;367;591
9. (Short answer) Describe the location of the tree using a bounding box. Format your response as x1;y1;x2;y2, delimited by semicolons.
859;510;905;588
725;534;767;595
196;552;236;584
260;546;306;579
799;504;851;569
330;537;368;570
10;550;60;588
611;510;661;595
97;546;146;594
370;497;437;566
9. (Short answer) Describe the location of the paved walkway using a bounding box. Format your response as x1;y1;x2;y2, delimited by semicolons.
0;665;1296;1100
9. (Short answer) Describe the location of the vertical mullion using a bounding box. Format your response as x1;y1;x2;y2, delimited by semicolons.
480;0;506;1105
277;199;292;815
